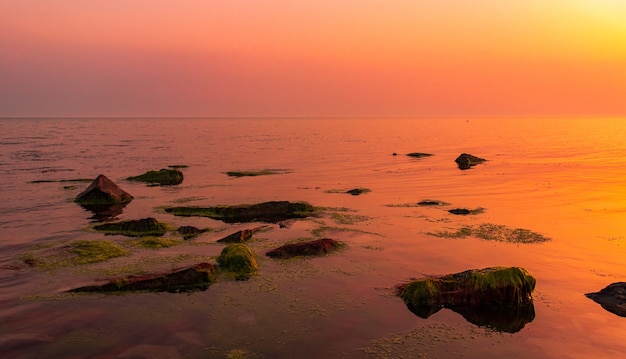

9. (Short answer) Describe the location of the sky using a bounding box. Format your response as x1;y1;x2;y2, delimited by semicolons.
1;1;626;118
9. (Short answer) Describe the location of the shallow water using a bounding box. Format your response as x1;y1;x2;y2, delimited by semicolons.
1;118;625;358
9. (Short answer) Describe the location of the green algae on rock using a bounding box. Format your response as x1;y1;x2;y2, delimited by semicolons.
397;267;537;332
217;243;258;279
164;201;316;223
131;236;181;249
93;217;169;237
398;267;536;307
127;168;183;186
69;262;216;293
20;240;129;269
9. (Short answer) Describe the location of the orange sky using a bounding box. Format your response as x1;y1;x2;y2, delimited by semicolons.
1;1;625;117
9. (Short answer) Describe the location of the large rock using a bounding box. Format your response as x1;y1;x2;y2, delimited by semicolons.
164;201;315;223
69;263;216;293
127;168;183;186
455;153;487;170
586;282;626;317
266;238;342;258
397;267;536;332
75;174;133;205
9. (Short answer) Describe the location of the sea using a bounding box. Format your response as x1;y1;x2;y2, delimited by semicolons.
1;117;625;358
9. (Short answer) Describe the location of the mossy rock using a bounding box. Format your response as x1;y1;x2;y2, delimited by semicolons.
93;218;169;237
217;244;258;279
398;267;536;308
131;237;180;249
266;238;343;259
397;267;536;332
345;188;371;196
455;153;487;170
164;201;316;223
127;169;183;186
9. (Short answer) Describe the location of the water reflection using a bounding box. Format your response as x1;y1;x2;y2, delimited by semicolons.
406;302;535;333
79;203;128;221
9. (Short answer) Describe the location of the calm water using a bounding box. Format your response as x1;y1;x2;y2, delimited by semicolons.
1;118;625;358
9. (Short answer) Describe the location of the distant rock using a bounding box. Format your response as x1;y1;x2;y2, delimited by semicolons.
449;208;471;215
69;263;216;293
455;153;487;170
266;238;342;259
418;200;447;206
127;168;183;186
346;188;371;196
586;282;626;317
406;152;434;158
75;174;133;205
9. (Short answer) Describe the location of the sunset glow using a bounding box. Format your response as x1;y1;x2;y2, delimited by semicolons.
1;1;625;117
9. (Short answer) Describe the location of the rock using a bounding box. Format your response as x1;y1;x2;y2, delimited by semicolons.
164;201;315;223
406;152;433;158
69;263;216;293
586;282;626;317
217;227;264;243
266;238;342;259
449;208;471;215
397;267;536;332
346;188;371;196
455;153;487;170
127;168;183;186
75;174;133;205
177;226;208;240
217;244;258;279
93;217;168;237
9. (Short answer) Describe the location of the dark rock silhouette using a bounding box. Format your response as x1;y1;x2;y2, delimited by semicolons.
586;282;626;317
266;238;342;258
455;153;487;170
69;263;216;293
397;267;536;332
75;174;133;205
449;208;471;215
346;188;371;196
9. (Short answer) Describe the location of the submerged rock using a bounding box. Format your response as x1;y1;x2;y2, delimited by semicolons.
93;217;168;237
69;263;216;293
127;168;183;186
75;174;133;205
217;244;258;279
455;153;487;170
177;226;208;240
217;227;265;243
164;201;315;223
448;208;471;215
266;238;342;258
586;282;626;317
397;267;536;332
